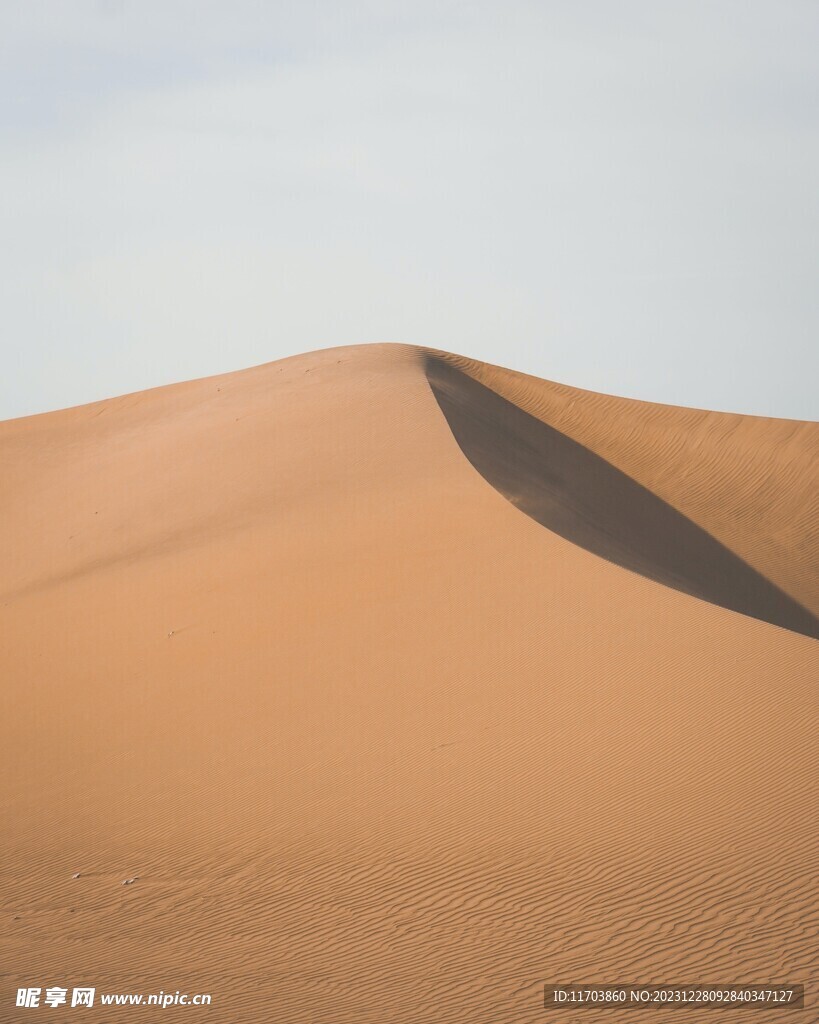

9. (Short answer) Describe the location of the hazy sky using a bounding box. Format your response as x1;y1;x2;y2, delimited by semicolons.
2;1;817;420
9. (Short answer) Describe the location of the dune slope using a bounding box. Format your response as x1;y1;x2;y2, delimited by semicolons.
1;344;816;1023
425;355;819;639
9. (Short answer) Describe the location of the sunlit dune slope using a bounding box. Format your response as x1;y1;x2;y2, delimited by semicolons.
1;344;816;1023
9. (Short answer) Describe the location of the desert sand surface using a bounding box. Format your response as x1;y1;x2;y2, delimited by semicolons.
1;343;817;1022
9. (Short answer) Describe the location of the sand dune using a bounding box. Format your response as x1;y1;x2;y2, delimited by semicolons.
1;344;816;1022
425;355;819;640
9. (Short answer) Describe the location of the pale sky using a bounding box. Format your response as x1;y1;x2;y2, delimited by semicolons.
1;1;817;420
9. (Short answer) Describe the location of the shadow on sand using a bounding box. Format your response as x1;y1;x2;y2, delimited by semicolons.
426;355;819;641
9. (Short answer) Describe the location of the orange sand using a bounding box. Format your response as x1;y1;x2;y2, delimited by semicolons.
1;344;816;1022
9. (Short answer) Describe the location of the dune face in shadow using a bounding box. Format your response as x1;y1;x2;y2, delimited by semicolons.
426;355;819;641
